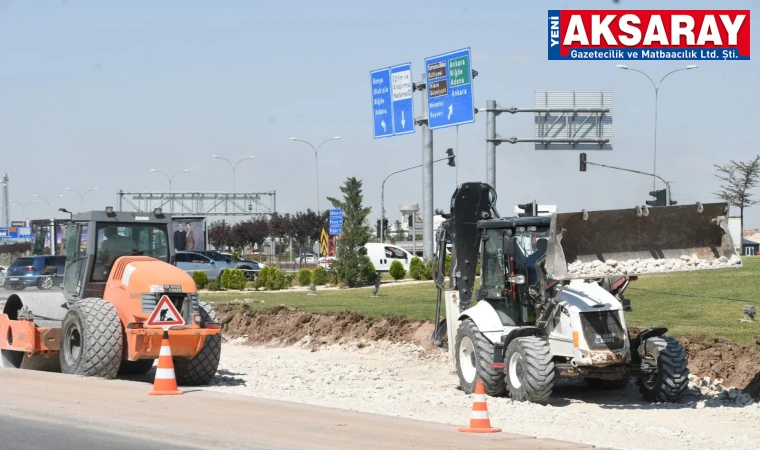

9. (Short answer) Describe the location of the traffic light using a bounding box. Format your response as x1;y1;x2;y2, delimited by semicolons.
646;189;667;207
446;148;456;167
376;219;389;238
580;153;587;172
517;201;537;217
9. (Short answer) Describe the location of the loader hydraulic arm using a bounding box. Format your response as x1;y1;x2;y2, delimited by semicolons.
438;182;498;312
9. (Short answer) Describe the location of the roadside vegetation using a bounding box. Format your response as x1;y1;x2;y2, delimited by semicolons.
204;257;760;347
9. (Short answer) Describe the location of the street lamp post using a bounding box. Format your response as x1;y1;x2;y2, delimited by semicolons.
65;187;98;211
381;157;451;243
33;194;63;214
212;156;255;194
616;64;698;190
289;136;341;216
150;169;190;213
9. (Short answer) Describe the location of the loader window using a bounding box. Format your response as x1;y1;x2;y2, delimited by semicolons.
481;229;506;297
514;227;550;285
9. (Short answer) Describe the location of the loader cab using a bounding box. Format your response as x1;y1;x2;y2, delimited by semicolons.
61;208;173;304
478;216;552;326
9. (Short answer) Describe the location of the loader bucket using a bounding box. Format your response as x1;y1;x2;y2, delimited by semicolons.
544;202;742;280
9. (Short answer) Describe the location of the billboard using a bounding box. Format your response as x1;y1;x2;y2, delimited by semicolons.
172;217;206;252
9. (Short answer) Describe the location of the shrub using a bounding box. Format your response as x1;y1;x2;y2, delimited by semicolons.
265;267;289;291
192;270;209;289
421;260;434;280
298;268;312;286
389;260;406;280
254;266;270;289
409;257;425;280
219;269;230;288
226;269;247;290
207;279;222;291
285;273;297;286
326;265;339;285
312;266;328;285
359;256;378;283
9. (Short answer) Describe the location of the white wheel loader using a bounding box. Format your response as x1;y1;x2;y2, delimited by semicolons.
431;182;742;404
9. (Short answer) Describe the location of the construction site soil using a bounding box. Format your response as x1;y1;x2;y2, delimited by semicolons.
217;305;760;397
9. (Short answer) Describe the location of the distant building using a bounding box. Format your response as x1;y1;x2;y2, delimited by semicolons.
742;239;759;256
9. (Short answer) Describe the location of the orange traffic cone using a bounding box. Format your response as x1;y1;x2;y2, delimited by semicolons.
148;330;183;396
458;379;501;433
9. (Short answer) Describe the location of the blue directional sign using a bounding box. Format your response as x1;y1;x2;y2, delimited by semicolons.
424;48;475;130
328;209;343;235
370;63;415;138
0;226;32;240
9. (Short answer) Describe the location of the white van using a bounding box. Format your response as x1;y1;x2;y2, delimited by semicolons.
365;243;413;272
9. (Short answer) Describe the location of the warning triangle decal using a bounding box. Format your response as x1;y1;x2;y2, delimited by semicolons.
146;295;185;327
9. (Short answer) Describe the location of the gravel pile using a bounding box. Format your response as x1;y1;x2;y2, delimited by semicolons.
689;374;756;408
204;339;760;450
567;254;742;278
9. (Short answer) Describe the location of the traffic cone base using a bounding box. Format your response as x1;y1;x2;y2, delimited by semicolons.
458;379;501;433
148;330;183;396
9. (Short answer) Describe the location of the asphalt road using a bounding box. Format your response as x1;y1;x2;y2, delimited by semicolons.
0;369;605;450
0;414;200;450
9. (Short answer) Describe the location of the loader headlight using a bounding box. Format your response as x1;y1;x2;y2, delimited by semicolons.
508;275;526;285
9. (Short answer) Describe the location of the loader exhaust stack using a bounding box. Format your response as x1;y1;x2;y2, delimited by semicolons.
544;202;742;280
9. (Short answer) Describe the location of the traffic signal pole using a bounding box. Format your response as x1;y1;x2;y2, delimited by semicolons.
580;156;674;205
380;156;452;243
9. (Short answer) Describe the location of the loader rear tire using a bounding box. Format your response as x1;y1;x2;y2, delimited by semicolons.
637;336;689;403
59;298;123;379
454;319;507;397
174;301;221;386
505;336;555;405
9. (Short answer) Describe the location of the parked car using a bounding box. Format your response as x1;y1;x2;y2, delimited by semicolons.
174;251;259;281
3;255;66;290
298;253;318;264
318;256;336;269
174;251;234;281
364;243;412;272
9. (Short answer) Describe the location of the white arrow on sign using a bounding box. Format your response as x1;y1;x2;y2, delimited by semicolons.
448;104;453;120
381;120;386;132
401;111;406;128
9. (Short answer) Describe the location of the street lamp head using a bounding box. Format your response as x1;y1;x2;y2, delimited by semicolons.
150;169;157;172
183;169;190;173
616;64;628;69
248;156;255;159
212;155;220;159
686;64;698;69
333;136;341;140
66;187;73;191
289;137;298;141
92;187;99;191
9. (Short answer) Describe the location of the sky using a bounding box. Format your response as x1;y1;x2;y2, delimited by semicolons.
1;0;758;229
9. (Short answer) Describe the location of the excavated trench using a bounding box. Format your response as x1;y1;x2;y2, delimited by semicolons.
216;304;760;397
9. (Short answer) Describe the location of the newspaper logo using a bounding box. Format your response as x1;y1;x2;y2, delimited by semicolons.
548;10;750;61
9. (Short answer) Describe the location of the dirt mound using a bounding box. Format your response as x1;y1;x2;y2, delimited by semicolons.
217;306;760;396
217;304;437;350
679;335;760;397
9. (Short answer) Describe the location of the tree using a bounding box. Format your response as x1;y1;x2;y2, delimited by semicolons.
208;220;232;250
233;218;270;252
327;177;372;287
269;212;294;256
394;220;405;241
434;208;445;215
714;155;760;234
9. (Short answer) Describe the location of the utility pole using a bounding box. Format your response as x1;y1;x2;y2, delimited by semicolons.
381;155;453;243
413;74;434;261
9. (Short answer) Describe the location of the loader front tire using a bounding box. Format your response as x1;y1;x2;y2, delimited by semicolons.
637;336;689;403
174;301;221;386
455;319;507;397
59;298;123;379
505;336;555;405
